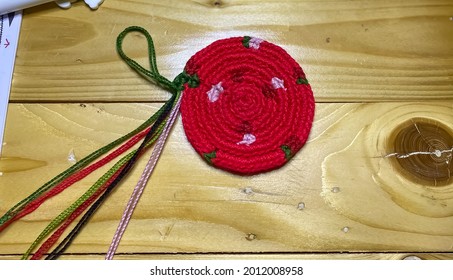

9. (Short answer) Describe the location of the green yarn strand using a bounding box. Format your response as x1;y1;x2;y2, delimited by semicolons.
21;26;190;259
21;117;168;260
1;26;179;228
0;105;166;227
116;26;178;94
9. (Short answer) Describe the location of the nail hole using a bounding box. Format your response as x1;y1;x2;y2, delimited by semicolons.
68;149;77;164
245;233;256;241
297;202;305;210
331;187;340;193
434;149;441;157
243;187;253;195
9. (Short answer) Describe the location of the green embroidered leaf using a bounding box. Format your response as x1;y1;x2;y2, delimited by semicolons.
242;36;251;48
188;73;200;88
203;151;217;165
296;77;309;85
281;145;292;160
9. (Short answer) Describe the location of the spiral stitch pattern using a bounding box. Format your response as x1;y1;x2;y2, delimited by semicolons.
180;36;315;174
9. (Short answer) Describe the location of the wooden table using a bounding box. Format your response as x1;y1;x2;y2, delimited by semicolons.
0;0;452;260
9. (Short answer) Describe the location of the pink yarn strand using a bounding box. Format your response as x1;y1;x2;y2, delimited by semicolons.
105;95;182;260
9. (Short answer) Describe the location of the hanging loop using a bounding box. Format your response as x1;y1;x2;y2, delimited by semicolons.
116;26;178;94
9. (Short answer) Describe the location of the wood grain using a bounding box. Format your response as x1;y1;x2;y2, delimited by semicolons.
0;103;452;256
2;0;453;260
10;0;453;102
1;253;452;260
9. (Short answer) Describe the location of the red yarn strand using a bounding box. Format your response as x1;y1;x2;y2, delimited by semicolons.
30;166;125;260
0;127;150;233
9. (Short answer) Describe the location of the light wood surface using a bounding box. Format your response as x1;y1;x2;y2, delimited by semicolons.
1;0;453;259
1;253;453;260
11;0;453;102
1;102;452;258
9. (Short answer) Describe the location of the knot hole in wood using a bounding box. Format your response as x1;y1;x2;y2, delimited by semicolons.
388;118;453;187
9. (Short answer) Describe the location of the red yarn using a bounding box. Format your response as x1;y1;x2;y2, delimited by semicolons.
180;36;315;174
30;166;125;260
0;127;150;233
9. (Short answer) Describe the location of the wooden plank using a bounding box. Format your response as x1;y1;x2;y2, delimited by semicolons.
0;253;452;260
10;0;453;102
0;102;452;256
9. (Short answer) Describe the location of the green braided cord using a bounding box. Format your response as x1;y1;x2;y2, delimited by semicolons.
0;106;166;227
21;117;169;260
116;26;179;94
1;26;177;227
21;26;191;259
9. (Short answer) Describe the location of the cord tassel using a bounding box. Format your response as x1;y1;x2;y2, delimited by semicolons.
21;26;193;260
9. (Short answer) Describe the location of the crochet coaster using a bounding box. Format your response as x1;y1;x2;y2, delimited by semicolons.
180;36;315;175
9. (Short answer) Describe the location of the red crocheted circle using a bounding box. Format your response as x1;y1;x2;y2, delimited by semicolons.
180;36;315;175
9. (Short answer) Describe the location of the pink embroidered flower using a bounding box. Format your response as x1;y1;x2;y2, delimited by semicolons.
271;77;286;90
207;82;224;102
249;37;264;50
237;133;256;145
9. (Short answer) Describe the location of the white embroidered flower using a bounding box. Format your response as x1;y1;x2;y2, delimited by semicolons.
207;82;224;102
249;37;264;50
271;77;286;90
237;133;256;146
